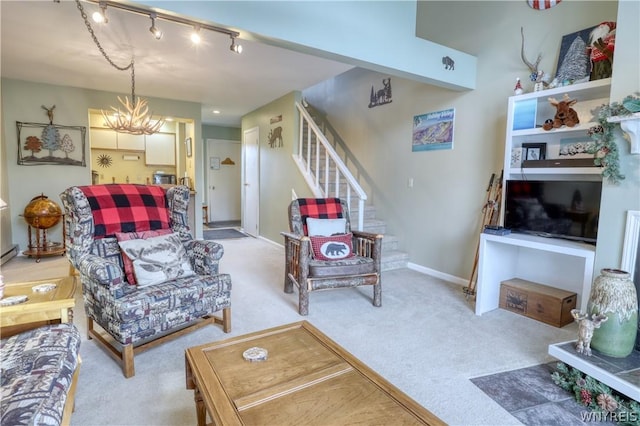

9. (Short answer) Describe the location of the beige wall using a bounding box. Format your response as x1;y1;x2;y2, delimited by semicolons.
241;91;314;243
255;1;633;282
1;78;202;251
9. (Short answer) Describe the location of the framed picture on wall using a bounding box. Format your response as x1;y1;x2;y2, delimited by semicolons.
185;137;193;158
210;156;220;170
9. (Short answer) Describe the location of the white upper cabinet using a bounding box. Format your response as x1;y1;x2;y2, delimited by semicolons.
116;133;146;151
145;133;176;166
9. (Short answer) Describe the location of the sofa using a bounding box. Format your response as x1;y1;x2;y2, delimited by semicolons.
0;323;81;426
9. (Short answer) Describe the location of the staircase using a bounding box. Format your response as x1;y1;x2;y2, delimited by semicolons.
294;101;408;271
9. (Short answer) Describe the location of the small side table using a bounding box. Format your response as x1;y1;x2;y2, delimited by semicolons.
21;214;66;262
0;276;77;338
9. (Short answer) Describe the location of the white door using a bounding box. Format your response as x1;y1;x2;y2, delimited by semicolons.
242;127;259;237
207;139;241;223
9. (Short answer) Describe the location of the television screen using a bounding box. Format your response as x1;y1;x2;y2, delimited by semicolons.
504;180;602;244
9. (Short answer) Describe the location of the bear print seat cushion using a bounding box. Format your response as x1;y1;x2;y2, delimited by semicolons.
309;233;354;261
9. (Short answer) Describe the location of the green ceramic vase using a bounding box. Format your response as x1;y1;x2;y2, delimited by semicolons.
588;268;638;358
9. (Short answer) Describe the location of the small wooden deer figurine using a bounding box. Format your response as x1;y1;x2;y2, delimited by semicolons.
571;309;608;356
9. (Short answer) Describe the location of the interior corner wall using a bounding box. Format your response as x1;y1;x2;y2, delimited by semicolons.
241;91;313;243
594;0;640;273
0;79;14;259
303;1;619;280
1;78;202;251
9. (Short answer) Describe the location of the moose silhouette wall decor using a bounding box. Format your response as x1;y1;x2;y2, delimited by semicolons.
368;78;392;108
17;105;86;166
268;126;283;148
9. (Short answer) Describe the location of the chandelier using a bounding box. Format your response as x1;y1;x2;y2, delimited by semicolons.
75;0;164;135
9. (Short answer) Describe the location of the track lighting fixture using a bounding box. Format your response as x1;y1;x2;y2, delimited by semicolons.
92;0;108;23
190;25;201;44
230;36;243;54
148;13;162;40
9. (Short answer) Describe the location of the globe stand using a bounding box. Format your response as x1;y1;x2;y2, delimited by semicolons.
22;217;66;262
20;194;66;263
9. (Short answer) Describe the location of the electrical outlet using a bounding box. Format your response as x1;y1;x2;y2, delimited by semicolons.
408;178;414;188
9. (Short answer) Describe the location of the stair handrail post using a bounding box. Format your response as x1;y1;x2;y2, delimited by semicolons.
295;102;367;230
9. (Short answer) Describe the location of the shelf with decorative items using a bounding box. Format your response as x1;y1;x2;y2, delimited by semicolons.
505;78;611;180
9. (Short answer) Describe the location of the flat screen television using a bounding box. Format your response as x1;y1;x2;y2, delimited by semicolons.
504;180;602;244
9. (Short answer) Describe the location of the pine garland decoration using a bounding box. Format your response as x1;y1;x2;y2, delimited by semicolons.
551;362;640;425
588;94;640;184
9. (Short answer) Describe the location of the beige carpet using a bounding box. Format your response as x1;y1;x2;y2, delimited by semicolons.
1;237;578;425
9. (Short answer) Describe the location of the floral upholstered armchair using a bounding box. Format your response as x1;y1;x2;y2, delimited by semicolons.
60;184;231;378
281;198;382;315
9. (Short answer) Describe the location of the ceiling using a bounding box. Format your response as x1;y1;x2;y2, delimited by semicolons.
0;1;353;127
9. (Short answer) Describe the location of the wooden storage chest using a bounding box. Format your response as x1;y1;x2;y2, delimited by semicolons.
499;278;577;327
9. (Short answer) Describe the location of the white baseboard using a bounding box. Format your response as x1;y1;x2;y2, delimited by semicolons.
0;244;19;266
407;262;467;286
258;236;284;249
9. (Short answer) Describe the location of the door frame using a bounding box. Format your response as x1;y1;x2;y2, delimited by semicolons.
242;126;260;237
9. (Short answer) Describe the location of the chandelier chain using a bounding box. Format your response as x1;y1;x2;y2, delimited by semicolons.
75;0;136;100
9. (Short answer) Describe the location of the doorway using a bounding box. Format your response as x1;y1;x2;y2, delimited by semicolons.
207;139;241;224
242;127;259;237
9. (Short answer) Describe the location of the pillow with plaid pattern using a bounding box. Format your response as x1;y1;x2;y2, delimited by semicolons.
309;233;354;261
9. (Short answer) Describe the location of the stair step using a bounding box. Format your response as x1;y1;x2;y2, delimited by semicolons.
349;204;377;220
362;219;386;234
381;250;409;271
381;234;399;252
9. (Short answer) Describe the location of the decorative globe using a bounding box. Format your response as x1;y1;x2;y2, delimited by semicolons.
23;194;62;229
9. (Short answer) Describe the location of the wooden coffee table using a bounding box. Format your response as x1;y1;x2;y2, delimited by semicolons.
0;276;77;337
185;321;444;425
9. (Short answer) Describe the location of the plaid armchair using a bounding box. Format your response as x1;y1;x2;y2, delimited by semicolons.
281;198;382;315
60;184;231;378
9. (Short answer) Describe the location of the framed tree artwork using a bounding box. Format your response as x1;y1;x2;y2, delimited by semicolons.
17;121;86;166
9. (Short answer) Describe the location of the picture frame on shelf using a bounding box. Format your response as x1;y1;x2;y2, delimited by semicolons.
523;142;546;161
510;147;523;168
185;137;193;158
554;26;596;86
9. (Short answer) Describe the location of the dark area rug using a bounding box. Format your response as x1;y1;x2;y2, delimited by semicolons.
203;228;248;240
471;363;617;425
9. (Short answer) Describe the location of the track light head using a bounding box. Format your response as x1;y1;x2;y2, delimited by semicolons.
92;0;108;23
230;36;243;54
149;13;162;40
190;25;201;44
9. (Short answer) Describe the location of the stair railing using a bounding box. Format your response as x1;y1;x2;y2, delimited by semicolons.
294;101;367;231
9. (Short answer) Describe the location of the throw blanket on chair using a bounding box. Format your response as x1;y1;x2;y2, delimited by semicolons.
297;198;344;235
78;184;170;238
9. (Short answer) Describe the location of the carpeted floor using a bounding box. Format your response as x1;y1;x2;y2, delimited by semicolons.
471;363;618;425
203;228;248;240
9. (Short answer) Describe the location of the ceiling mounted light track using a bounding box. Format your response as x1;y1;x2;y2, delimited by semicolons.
92;0;108;23
230;36;243;54
74;0;164;135
148;12;162;40
81;0;241;47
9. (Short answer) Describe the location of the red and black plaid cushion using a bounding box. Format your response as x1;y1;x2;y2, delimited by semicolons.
78;184;171;239
297;198;343;236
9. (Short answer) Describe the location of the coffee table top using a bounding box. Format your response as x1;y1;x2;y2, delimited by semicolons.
0;276;76;327
186;321;443;426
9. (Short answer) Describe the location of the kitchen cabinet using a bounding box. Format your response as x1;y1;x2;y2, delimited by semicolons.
145;133;176;166
116;133;145;151
90;128;117;150
89;129;144;151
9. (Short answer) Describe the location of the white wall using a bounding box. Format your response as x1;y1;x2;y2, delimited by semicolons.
1;78;202;252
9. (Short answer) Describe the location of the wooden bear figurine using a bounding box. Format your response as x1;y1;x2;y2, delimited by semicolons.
543;94;579;130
